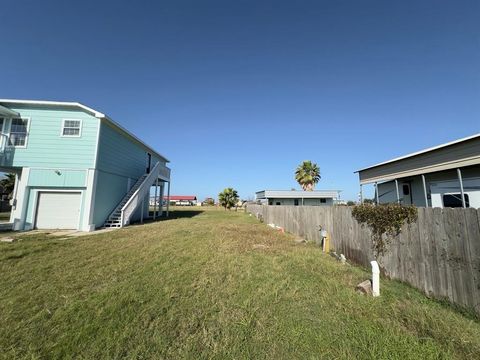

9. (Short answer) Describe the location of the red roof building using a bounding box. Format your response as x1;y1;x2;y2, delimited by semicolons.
163;195;197;201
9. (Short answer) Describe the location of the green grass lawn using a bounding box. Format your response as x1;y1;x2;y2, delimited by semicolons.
1;208;479;359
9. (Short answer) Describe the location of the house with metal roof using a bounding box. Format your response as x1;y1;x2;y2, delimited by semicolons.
150;195;198;206
164;195;197;205
256;190;340;206
0;99;171;231
355;133;480;208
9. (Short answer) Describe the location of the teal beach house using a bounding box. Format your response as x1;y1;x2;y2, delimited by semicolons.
0;99;171;231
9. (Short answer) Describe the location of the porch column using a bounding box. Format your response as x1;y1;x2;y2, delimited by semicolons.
166;181;171;217
359;184;363;204
12;167;30;230
395;179;400;204
457;168;466;208
421;174;428;208
153;179;158;220
375;182;379;205
159;183;164;216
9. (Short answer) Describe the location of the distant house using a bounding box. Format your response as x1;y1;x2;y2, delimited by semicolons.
202;197;215;206
256;190;340;206
355;133;480;208
163;195;197;206
0;99;171;231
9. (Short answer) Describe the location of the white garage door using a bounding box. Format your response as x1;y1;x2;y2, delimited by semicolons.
35;192;82;229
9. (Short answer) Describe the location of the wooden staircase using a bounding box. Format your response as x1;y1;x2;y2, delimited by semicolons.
103;174;148;228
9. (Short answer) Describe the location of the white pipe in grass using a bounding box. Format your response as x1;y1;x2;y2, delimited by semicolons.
371;261;380;297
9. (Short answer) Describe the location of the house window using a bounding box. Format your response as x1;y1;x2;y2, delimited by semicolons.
320;198;327;203
443;194;469;208
62;119;82;137
9;118;29;147
294;199;299;206
402;184;410;196
276;202;281;206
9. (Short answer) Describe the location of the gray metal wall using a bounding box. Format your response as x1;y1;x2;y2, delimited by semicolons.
267;198;333;206
358;137;480;184
247;204;480;314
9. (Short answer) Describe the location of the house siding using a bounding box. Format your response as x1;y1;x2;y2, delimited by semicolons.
268;198;333;206
92;171;129;228
3;106;99;169
96;121;165;179
28;169;86;187
92;121;165;227
359;137;480;184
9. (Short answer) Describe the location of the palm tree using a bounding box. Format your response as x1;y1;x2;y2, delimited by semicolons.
295;161;320;191
218;188;239;210
0;173;16;199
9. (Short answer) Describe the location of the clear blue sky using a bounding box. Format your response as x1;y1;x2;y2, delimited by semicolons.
2;0;479;201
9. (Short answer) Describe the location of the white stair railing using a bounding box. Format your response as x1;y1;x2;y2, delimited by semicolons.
120;162;165;226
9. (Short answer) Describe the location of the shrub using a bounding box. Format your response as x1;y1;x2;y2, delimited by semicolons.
352;203;418;256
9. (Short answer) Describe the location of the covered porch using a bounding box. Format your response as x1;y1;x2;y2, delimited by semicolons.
356;134;480;208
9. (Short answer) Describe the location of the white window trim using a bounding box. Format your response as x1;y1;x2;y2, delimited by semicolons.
61;118;83;138
8;117;31;148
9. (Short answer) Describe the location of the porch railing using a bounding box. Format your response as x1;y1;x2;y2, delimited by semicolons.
158;164;171;181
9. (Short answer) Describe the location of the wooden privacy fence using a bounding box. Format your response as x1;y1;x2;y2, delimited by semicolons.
246;204;480;314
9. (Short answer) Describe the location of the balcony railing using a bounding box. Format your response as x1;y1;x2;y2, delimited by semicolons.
158;164;171;181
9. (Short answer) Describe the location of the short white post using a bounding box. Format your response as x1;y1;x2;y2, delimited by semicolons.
371;260;380;297
320;228;327;251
